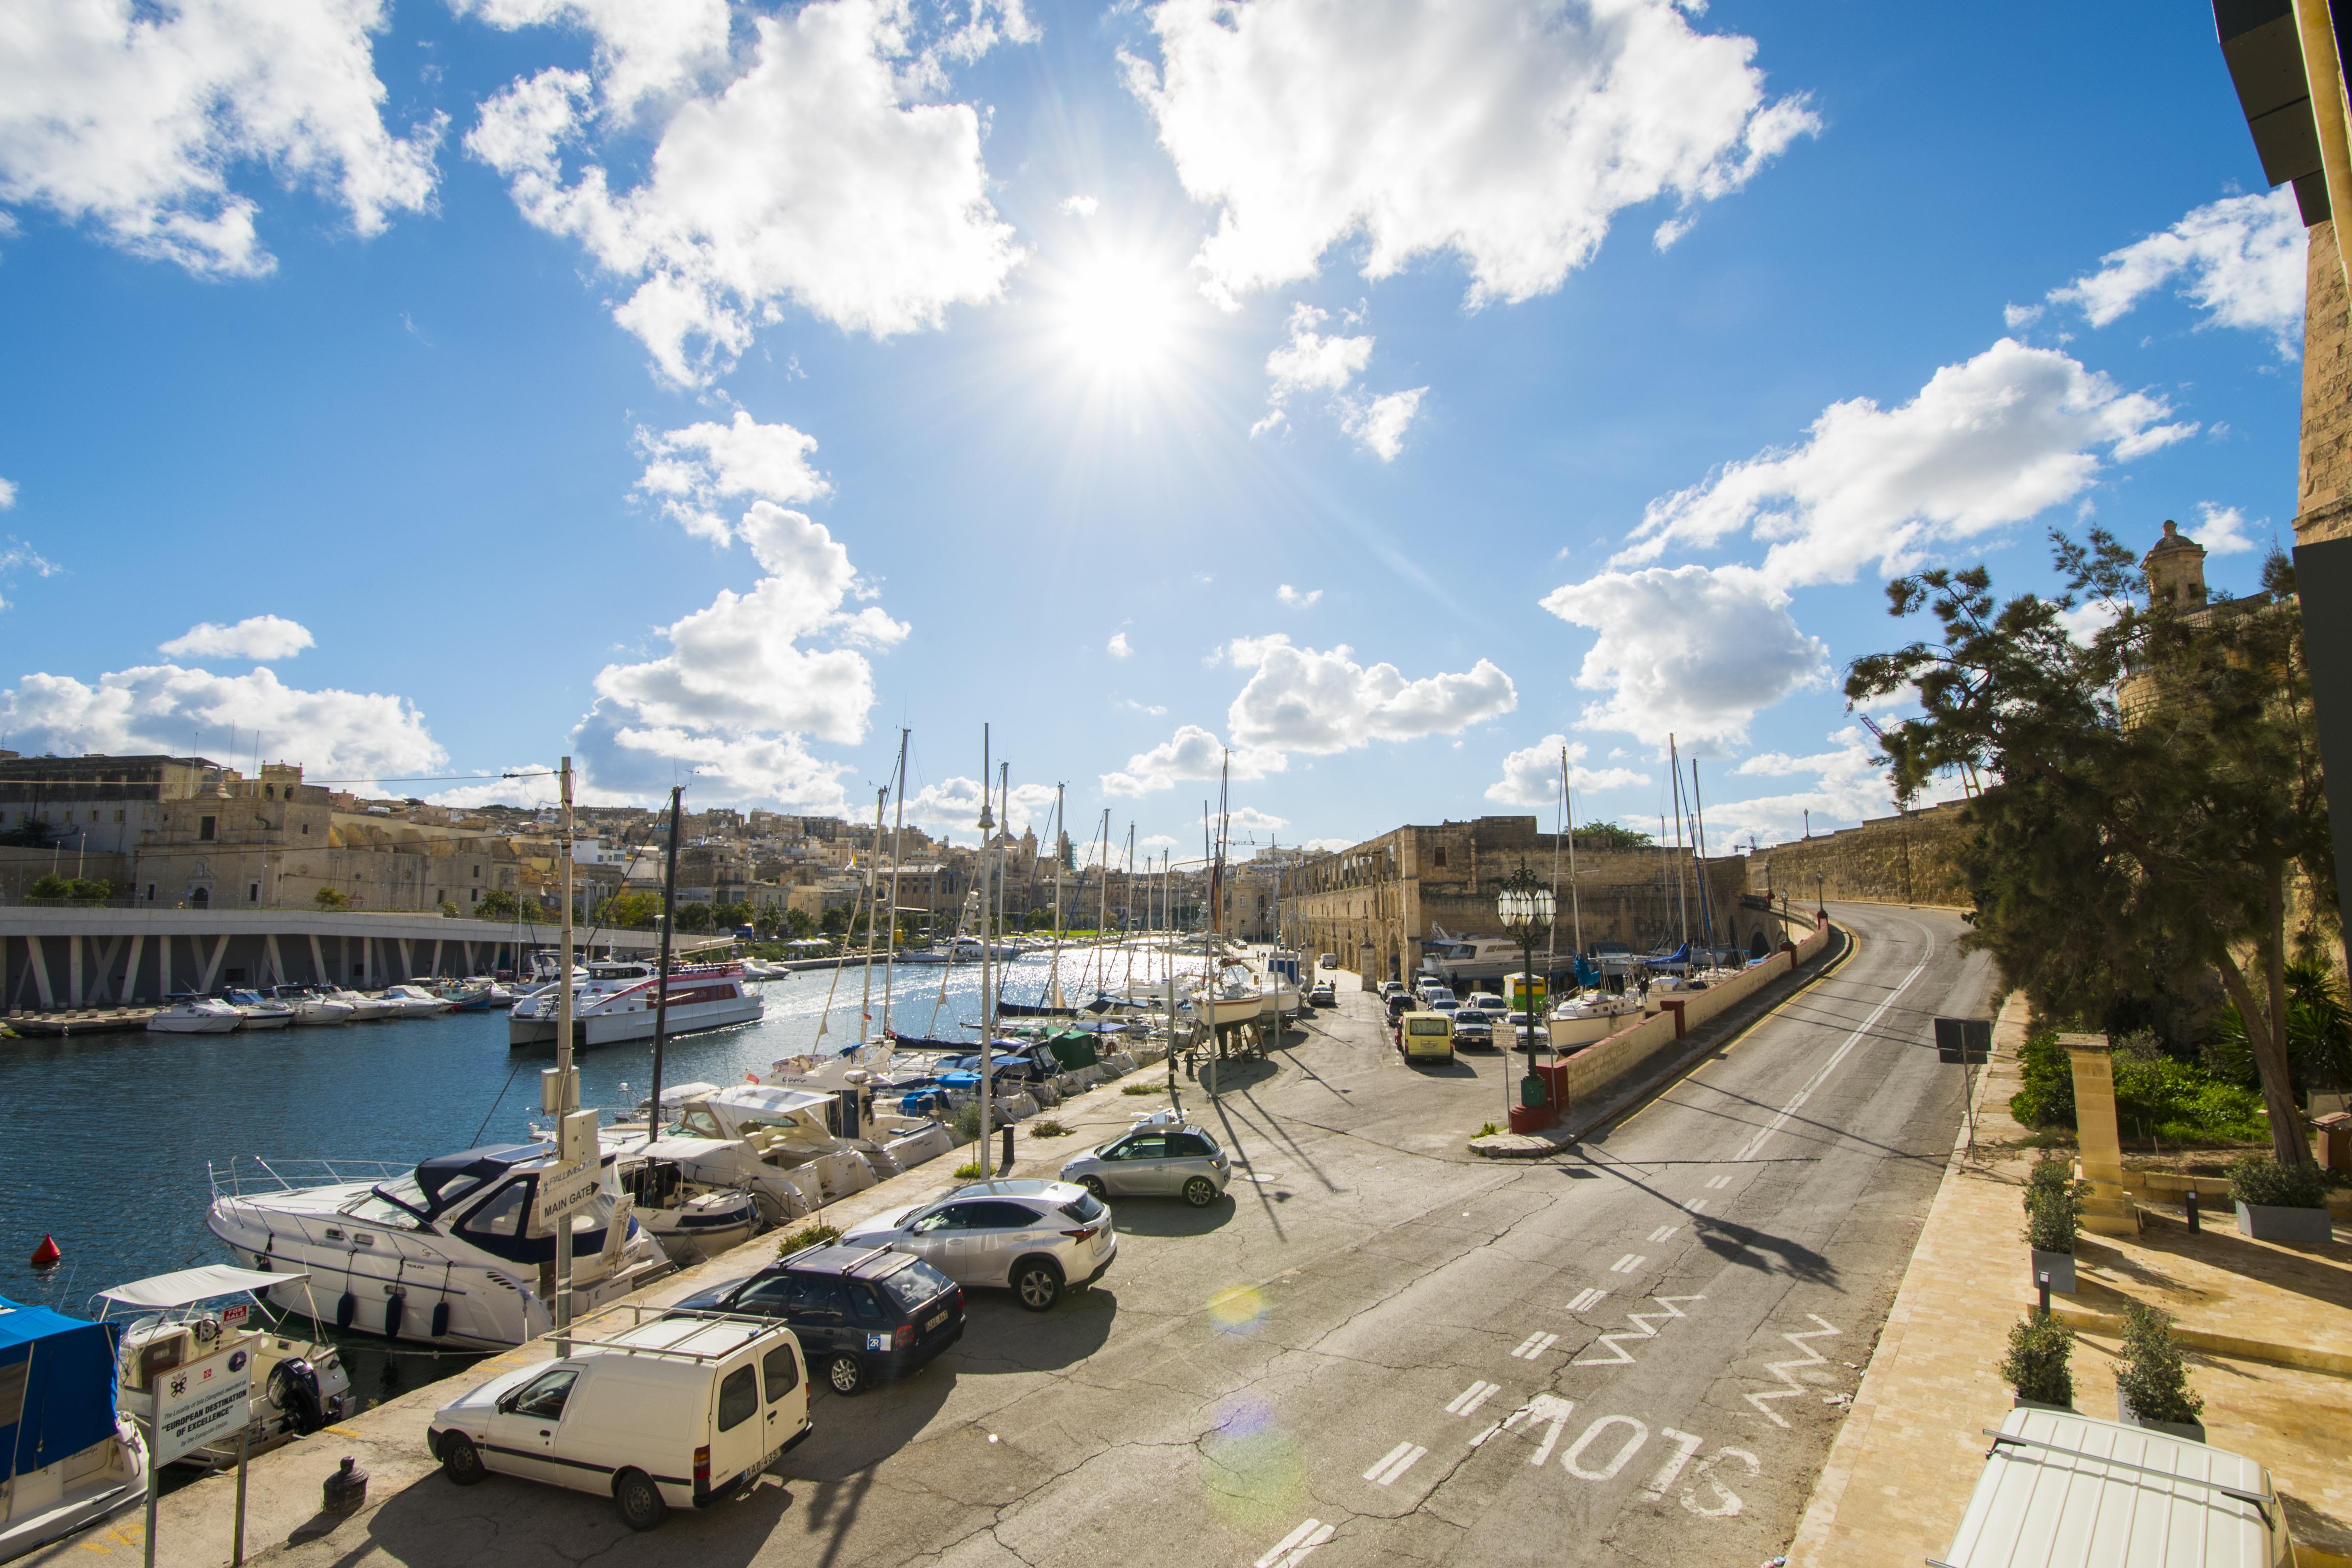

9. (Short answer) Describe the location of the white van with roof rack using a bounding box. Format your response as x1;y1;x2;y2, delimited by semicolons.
426;1308;809;1531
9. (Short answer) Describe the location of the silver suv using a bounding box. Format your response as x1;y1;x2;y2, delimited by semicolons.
1059;1116;1231;1208
840;1179;1115;1311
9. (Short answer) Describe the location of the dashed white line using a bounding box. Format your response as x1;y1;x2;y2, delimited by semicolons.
1705;1175;1733;1190
1363;1442;1427;1486
1686;1200;1709;1216
1609;1253;1646;1274
1256;1519;1336;1568
1446;1380;1501;1416
1647;1225;1681;1242
1566;1287;1609;1314
1510;1331;1560;1360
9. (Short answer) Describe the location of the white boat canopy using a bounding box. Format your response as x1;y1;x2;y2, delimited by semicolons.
97;1264;307;1310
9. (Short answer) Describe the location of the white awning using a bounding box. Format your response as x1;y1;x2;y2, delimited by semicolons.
96;1264;307;1310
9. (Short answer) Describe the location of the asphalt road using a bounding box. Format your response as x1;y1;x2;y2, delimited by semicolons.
304;903;1994;1568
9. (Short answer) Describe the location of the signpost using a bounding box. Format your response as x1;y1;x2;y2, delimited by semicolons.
139;1342;254;1568
1935;1018;1994;1153
534;1155;598;1231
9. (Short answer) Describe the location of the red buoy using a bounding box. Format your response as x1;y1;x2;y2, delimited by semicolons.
29;1234;62;1269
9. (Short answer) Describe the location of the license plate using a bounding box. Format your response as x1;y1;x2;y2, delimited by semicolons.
927;1311;948;1331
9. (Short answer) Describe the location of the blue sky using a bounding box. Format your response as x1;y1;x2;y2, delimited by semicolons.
0;0;2309;857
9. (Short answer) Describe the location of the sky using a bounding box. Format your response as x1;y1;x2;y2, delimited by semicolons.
0;0;2311;861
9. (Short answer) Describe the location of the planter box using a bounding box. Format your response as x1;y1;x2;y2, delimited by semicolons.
2116;1393;2206;1444
2234;1201;2334;1244
2030;1247;2077;1294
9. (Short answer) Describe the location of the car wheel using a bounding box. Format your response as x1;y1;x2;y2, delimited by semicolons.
439;1432;487;1487
827;1354;866;1396
1182;1176;1218;1208
1079;1176;1108;1202
613;1468;668;1532
1013;1258;1063;1312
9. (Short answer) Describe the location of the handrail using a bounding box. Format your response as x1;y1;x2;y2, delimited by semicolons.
1979;1429;2273;1526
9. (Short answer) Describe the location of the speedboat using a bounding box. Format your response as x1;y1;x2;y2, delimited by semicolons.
220;988;296;1029
206;1146;670;1350
376;983;452;1018
508;960;763;1048
93;1265;352;1469
148;995;242;1033
269;985;355;1026
612;1148;760;1265
1548;992;1642;1049
324;987;394;1022
0;1295;148;1561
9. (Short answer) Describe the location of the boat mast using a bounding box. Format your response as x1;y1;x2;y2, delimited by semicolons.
857;779;887;1050
882;729;908;1039
648;784;682;1145
1563;743;1585;962
976;727;995;1177
1095;808;1111;995
1667;734;1690;952
555;755;576;1352
1049;782;1066;1010
1690;758;1714;958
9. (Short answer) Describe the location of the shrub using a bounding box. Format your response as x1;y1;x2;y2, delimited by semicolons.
2024;1154;2080;1213
2115;1303;2203;1426
952;1102;983;1143
2000;1313;2074;1407
774;1222;841;1259
952;1161;983;1180
1030;1120;1068;1138
2009;1030;2269;1143
313;887;351;909
2009;1032;2076;1127
2227;1152;2330;1209
2023;1189;2078;1254
1121;1084;1161;1096
1476;1122;1501;1138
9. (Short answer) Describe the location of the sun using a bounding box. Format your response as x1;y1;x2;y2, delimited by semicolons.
1054;253;1182;379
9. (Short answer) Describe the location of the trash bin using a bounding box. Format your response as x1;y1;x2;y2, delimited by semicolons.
2317;1111;2352;1174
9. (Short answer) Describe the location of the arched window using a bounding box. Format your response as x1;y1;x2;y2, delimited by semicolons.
192;886;210;908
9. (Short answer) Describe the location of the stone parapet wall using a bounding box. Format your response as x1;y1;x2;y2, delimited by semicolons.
2300;221;2352;547
1746;803;1974;910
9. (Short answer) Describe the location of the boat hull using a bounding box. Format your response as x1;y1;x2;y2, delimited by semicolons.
148;1015;240;1033
0;1424;147;1562
508;992;765;1048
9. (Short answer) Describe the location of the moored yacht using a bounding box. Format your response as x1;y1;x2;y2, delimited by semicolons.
324;987;394;1021
220;988;296;1029
507;959;764;1048
0;1296;148;1562
147;995;242;1033
375;983;453;1018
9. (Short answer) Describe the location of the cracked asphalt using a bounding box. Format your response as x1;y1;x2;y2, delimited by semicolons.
250;903;1991;1568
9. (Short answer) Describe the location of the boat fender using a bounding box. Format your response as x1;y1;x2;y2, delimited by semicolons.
383;1290;404;1342
430;1300;450;1340
335;1292;356;1330
270;1358;325;1435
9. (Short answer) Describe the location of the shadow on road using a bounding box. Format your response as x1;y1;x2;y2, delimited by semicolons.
1109;1197;1235;1237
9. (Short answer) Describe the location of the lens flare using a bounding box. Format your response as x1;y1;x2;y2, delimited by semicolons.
1201;1394;1306;1532
1206;1284;1269;1334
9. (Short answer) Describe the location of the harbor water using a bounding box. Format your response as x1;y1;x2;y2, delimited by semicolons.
0;943;1197;1408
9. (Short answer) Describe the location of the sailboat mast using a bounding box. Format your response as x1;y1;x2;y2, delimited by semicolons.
977;725;995;1177
881;729;908;1039
1050;783;1066;1009
1690;759;1714;956
1668;735;1689;951
857;781;887;1049
1564;744;1585;958
649;784;682;1138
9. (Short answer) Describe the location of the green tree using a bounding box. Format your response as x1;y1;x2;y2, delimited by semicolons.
594;891;661;928
313;886;351;909
1847;530;2332;1167
711;900;753;931
437;899;461;917
473;888;526;921
753;905;783;938
1574;822;1653;850
675;902;713;933
784;907;816;940
26;873;71;900
819;904;849;936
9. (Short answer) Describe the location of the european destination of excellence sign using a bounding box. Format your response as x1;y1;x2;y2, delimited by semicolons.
150;1343;253;1465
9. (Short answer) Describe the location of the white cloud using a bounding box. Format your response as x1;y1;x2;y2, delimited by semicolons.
1619;339;2196;590
634;411;830;544
1124;0;1816;309
1265;304;1372;398
0;662;442;781
0;478;15;508
1339;386;1426;461
1060;193;1099;217
0;537;60;612
1276;584;1322;608
1484;734;1650;807
1118;697;1167;716
1226;636;1516;753
1140;833;1179;849
2191;501;2259;556
466;0;1028;386
1101;723;1286;797
159;615;315;661
1227;806;1289;836
453;0;731;116
1304;835;1352;853
897;775;1060;842
0;0;441;278
1541;564;1826;746
1107;631;1132;659
2046;188;2304;354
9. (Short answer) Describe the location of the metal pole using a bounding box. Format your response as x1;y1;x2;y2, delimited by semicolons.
882;730;908;1038
556;756;575;1353
649;785;681;1141
141;1404;157;1568
858;782;886;1049
232;1422;249;1566
977;727;994;1179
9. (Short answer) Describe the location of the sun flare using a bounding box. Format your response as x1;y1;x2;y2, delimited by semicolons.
1055;254;1182;378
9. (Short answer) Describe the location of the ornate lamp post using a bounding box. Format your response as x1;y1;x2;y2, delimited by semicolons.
1497;864;1557;1125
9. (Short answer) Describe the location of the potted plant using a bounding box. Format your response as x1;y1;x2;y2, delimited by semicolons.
2021;1156;2082;1293
2113;1303;2206;1442
2227;1152;2334;1244
2000;1312;2074;1410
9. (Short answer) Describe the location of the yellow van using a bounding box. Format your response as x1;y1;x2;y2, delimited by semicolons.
1399;1010;1454;1063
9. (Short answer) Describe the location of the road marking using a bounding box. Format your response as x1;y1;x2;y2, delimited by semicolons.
1639;1427;1706;1499
1746;1315;1841;1428
1573;1295;1703;1366
1731;946;1932;1163
1685;1200;1708;1216
1363;1442;1427;1486
1446;1380;1501;1416
1684;1447;1759;1516
1561;1415;1649;1480
1647;1225;1680;1242
1496;1393;1575;1465
1608;1253;1645;1274
1705;1175;1732;1189
1510;1331;1560;1359
1566;1287;1608;1314
1255;1519;1336;1568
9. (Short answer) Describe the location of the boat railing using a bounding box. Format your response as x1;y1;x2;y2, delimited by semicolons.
208;1155;409;1200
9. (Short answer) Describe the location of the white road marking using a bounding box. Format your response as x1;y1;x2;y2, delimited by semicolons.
1446;1380;1501;1416
1746;1315;1842;1428
1561;1415;1649;1481
1608;1253;1645;1274
1639;1427;1706;1499
1363;1442;1428;1486
1684;1447;1759;1517
1731;944;1933;1163
1255;1519;1336;1568
1566;1287;1608;1314
1647;1225;1680;1242
1685;1200;1708;1216
1497;1393;1575;1466
1510;1331;1560;1360
1704;1175;1732;1190
1573;1295;1703;1367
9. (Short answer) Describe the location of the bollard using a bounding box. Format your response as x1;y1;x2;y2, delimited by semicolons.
2036;1272;2051;1321
2185;1186;2200;1232
322;1456;368;1515
1000;1124;1014;1172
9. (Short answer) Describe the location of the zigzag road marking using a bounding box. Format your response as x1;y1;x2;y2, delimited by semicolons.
1572;1295;1703;1366
1745;1314;1841;1428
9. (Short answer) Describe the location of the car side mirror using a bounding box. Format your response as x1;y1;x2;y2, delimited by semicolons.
495;1390;520;1414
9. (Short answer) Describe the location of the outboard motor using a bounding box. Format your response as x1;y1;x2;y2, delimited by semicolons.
270;1358;327;1435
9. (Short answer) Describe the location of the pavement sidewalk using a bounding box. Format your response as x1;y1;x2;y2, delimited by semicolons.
1784;996;2352;1568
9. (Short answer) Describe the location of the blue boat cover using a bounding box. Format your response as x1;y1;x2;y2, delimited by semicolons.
0;1296;122;1481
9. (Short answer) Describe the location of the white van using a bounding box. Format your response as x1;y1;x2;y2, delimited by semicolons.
427;1311;810;1530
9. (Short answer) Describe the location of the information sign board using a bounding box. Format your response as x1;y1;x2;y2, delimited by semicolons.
534;1159;599;1228
151;1343;253;1465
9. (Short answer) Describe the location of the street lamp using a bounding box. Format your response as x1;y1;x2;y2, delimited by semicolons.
1497;864;1556;1126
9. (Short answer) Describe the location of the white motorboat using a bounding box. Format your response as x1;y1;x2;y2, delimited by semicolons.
375;983;452;1018
1547;993;1642;1049
507;959;764;1048
0;1298;148;1563
206;1145;670;1351
148;996;242;1033
269;985;355;1025
93;1265;353;1469
220;988;296;1029
612;1148;761;1264
325;987;394;1021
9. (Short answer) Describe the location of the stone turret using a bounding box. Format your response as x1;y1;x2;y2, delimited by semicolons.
2143;518;2208;609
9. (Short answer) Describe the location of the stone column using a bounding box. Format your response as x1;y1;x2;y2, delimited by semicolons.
2058;1034;2140;1236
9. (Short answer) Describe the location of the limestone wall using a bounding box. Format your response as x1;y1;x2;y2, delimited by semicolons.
1745;802;1974;910
2299;221;2352;546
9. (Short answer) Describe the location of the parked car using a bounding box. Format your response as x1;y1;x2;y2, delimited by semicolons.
1308;981;1337;1008
1385;991;1413;1023
427;1312;809;1531
666;1244;964;1397
1466;991;1507;1014
1450;1009;1495;1048
1506;1011;1551;1052
1417;983;1457;1007
1319;953;1338;969
841;1179;1115;1311
1059;1118;1231;1207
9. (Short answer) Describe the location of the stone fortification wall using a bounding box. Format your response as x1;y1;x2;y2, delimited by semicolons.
2299;221;2352;546
1746;802;1975;910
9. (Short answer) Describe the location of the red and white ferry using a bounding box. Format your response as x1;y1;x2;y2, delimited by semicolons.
507;959;764;1048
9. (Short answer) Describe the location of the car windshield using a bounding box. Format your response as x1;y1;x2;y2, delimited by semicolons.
874;1258;956;1313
